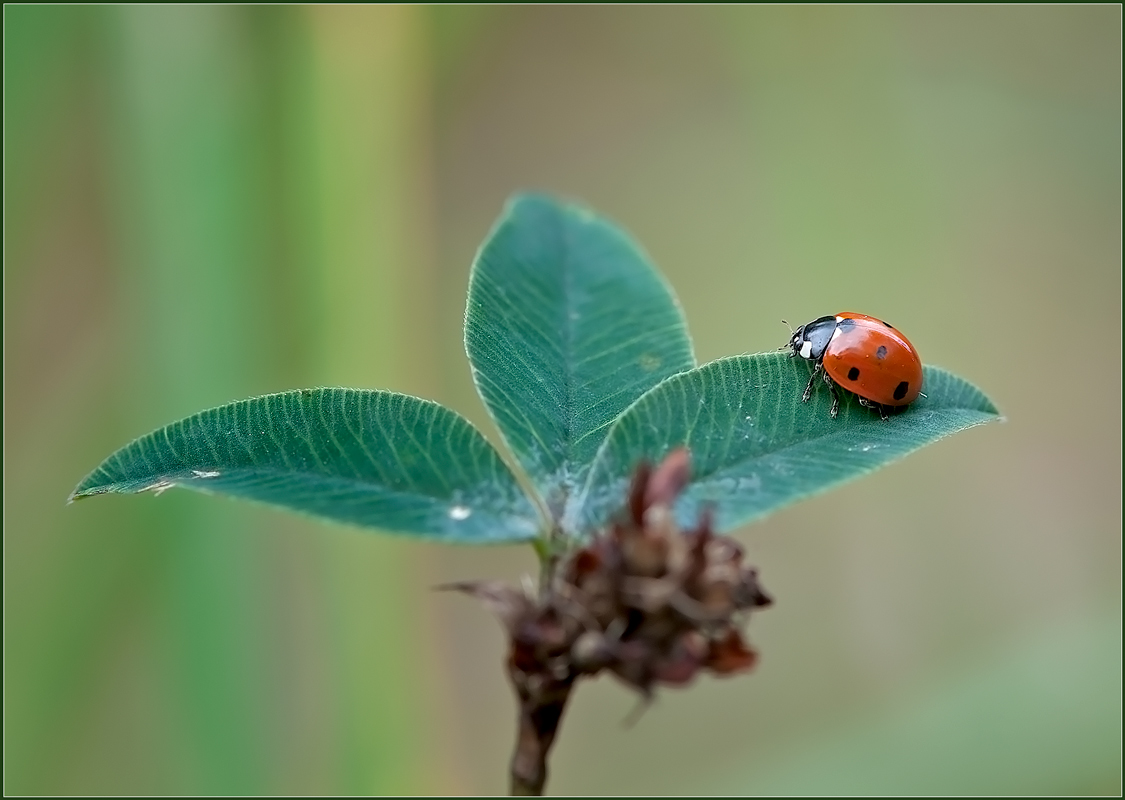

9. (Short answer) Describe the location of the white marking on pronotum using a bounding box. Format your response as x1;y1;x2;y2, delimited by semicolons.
449;505;472;521
835;315;846;322
799;340;813;359
830;326;844;344
192;470;221;478
142;480;176;496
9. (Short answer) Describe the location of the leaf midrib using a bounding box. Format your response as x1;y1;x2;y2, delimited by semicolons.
80;462;520;508
559;211;579;465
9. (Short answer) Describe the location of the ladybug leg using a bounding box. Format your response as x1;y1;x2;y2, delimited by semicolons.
801;363;821;403
857;396;891;421
821;372;842;419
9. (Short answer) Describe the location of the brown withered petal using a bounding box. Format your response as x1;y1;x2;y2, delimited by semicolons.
437;581;534;634
679;513;715;589
643;446;692;510
567;546;602;581
513;612;570;656
626;458;654;526
570;630;613;673
706;628;759;675
651;652;703;686
608;639;659;694
705;535;744;565
652;630;709;686
735;568;773;609
696;579;738;618
619;527;669;578
619;574;678;614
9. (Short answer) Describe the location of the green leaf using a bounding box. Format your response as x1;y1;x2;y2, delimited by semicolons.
575;354;1001;534
465;194;696;521
70;389;541;543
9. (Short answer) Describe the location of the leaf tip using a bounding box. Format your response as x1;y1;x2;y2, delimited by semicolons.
505;191;597;225
67;483;97;505
973;390;1002;419
507;190;560;210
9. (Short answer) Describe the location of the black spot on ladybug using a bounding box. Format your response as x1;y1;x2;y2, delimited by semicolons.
837;317;857;333
881;319;894;329
876;345;888;360
894;381;909;401
847;367;860;381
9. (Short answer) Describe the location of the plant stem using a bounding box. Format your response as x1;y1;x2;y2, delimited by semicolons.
508;674;574;796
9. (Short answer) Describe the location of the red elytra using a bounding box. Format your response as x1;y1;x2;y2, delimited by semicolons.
787;312;924;418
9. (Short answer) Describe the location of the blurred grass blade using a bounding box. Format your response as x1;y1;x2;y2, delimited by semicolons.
71;389;541;542
577;353;1001;533
465;194;696;523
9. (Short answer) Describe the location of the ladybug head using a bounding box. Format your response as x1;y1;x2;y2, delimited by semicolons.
784;325;804;356
786;315;837;362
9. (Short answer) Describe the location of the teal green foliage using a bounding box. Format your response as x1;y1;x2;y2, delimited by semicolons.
579;357;998;533
464;194;696;520
72;194;1001;543
71;389;539;542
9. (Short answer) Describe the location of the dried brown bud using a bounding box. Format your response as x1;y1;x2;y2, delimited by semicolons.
447;447;773;795
644;446;692;510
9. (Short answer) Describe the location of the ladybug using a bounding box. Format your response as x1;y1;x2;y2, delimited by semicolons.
785;312;923;420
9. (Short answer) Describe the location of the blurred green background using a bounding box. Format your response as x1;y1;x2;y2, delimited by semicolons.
5;6;1120;795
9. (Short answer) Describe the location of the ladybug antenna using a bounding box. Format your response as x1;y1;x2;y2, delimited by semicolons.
778;319;797;352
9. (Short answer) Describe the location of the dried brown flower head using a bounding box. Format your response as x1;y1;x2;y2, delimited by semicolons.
444;447;771;795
